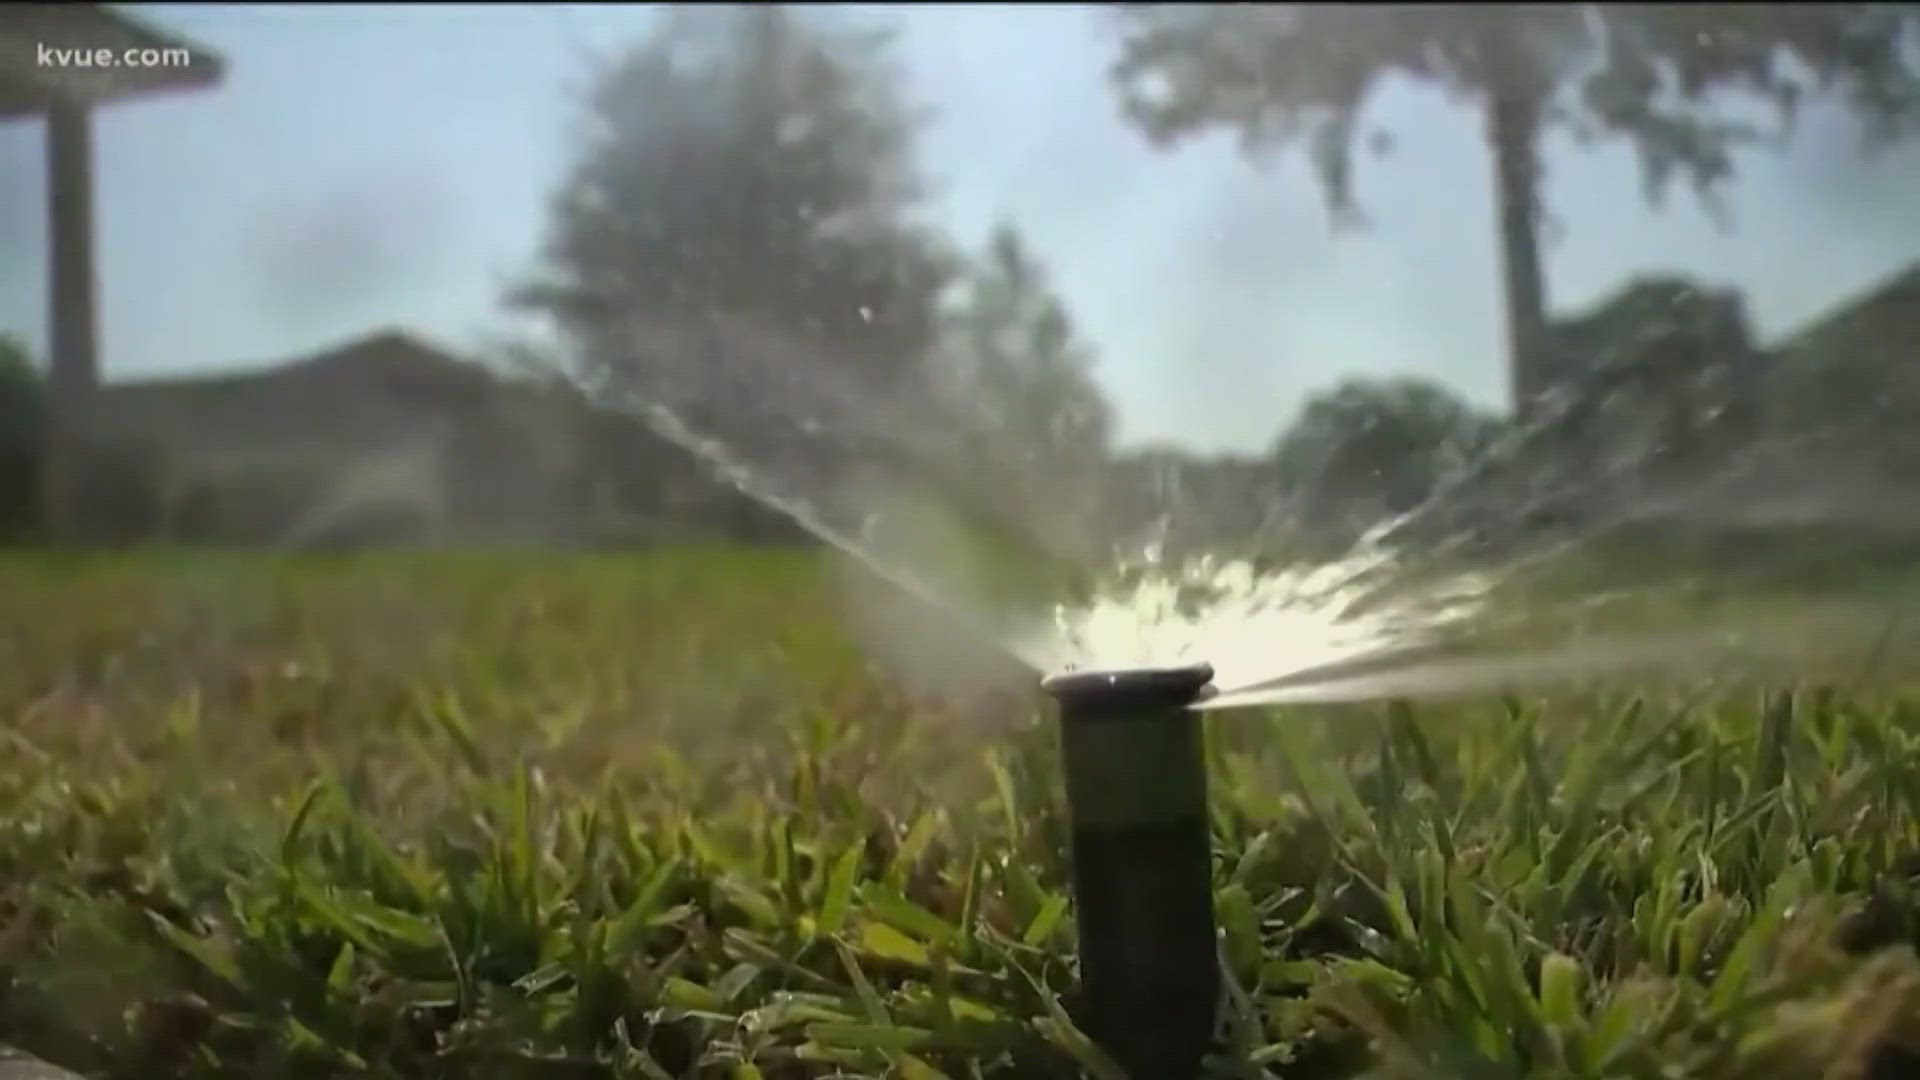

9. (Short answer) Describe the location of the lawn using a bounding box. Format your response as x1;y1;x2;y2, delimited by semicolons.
0;549;1918;1079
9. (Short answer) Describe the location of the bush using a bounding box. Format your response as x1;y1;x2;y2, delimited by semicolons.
0;335;45;542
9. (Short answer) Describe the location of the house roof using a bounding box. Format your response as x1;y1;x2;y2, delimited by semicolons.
93;328;502;454
0;4;224;119
280;328;490;388
1770;261;1920;360
103;328;481;393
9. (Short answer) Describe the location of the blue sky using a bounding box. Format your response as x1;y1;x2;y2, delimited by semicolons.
3;3;1918;453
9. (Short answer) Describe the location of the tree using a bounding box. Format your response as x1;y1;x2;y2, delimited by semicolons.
932;223;1117;559
1545;274;1762;480
1110;4;1920;419
510;6;956;474
1271;375;1506;545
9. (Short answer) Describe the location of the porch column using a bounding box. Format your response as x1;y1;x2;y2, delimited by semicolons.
43;98;99;542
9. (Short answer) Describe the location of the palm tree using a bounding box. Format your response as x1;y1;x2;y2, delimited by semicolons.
1110;4;1919;419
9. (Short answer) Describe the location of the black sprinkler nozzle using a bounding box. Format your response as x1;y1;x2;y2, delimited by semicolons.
1043;662;1219;1079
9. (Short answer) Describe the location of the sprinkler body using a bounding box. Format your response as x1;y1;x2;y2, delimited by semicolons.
1043;663;1218;1079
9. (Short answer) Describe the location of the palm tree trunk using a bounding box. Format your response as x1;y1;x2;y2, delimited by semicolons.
1485;88;1551;421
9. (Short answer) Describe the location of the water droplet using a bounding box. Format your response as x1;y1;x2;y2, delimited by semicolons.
858;305;873;324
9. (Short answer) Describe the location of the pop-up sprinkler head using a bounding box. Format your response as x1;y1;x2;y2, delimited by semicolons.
1042;662;1218;1079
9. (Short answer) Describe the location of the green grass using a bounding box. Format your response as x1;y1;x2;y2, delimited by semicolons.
3;549;1920;1078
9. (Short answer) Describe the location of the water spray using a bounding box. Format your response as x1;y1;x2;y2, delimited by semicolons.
1042;662;1219;1079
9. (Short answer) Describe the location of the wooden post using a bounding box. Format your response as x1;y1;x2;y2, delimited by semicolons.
43;98;99;544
